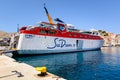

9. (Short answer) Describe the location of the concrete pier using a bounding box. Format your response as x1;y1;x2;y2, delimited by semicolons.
0;55;65;80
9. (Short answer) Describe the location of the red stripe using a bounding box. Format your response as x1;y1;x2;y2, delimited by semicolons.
20;27;103;40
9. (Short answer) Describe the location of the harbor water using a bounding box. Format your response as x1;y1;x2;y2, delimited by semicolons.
14;47;120;80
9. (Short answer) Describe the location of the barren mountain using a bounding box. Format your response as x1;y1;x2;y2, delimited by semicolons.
0;30;10;38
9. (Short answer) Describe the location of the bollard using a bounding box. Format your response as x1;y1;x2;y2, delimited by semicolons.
36;67;47;76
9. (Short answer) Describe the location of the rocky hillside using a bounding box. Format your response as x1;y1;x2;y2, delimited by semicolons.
98;30;120;46
0;30;10;38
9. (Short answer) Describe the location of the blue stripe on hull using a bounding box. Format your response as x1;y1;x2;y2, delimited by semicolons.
16;48;101;55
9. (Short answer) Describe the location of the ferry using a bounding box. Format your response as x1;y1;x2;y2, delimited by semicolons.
9;5;104;55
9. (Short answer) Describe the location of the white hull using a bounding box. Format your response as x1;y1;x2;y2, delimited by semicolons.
16;34;104;54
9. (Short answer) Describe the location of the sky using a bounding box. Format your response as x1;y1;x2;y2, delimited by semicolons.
0;0;120;34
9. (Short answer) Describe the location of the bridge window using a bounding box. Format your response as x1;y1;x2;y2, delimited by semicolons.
39;30;56;35
39;30;47;34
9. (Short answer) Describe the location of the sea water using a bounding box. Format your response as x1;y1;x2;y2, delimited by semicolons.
14;47;120;80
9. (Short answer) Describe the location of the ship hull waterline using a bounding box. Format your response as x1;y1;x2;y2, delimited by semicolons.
11;48;101;57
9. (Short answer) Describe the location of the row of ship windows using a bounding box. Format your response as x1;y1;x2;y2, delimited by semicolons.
68;34;98;39
39;30;98;39
39;30;56;35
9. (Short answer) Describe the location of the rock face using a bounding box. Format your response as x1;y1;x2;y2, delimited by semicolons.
99;31;120;46
115;34;120;46
0;30;10;38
